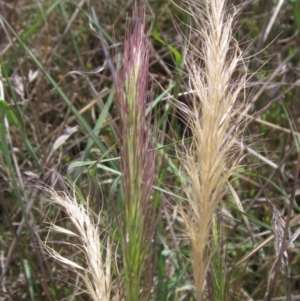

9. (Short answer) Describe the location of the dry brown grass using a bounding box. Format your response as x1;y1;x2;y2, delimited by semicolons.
179;1;247;299
43;185;113;301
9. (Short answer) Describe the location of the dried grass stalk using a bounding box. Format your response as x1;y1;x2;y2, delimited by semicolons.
43;186;112;301
180;0;246;299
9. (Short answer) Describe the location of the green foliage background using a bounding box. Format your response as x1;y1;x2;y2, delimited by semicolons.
0;0;300;300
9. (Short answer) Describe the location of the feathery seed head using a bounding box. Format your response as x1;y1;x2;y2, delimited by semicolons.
179;1;247;299
43;186;112;301
113;7;156;301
